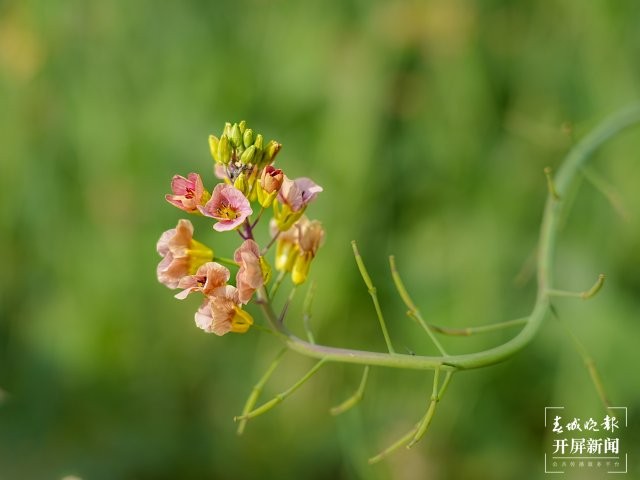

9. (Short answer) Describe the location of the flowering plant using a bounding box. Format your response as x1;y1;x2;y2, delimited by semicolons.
157;121;324;336
157;109;640;463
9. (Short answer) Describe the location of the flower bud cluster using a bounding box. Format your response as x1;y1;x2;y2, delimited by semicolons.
157;121;324;336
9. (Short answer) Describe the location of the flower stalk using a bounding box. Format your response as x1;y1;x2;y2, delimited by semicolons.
157;107;640;463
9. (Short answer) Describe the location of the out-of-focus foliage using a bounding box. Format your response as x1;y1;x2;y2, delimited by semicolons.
1;1;639;479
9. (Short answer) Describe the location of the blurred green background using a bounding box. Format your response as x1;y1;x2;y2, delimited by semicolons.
1;0;639;479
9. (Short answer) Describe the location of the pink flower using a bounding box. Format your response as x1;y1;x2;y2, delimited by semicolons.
291;217;324;284
165;173;209;213
296;218;324;257
278;176;323;212
234;239;264;304
198;183;252;232
213;164;227;180
157;219;213;288
194;286;254;336
174;262;230;299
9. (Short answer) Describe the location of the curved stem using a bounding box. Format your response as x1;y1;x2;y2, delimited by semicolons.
428;316;528;336
256;104;640;371
352;241;395;354
330;365;370;416
390;255;447;355
234;358;327;422
237;348;287;435
554;316;612;413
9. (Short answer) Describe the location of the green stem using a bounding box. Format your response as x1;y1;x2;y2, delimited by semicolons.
368;423;420;465
262;230;281;255
213;256;238;268
234;358;327;422
256;105;640;372
269;270;286;298
581;166;631;221
428;317;528;336
554;317;612;413
302;282;317;344
368;369;455;463
330;366;370;416
250;206;266;230
407;366;441;448
546;274;606;300
278;286;297;324
390;256;447;355
352;241;395;354
236;348;287;435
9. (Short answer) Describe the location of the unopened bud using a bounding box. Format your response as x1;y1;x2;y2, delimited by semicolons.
240;145;257;165
234;172;249;195
257;169;281;207
264;140;282;164
230;123;242;148
218;135;231;165
223;122;232;137
260;165;284;194
297;219;324;256
209;135;220;162
253;133;264;150
243;128;254;148
239;120;247;134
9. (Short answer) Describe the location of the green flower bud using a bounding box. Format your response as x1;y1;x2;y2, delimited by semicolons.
264;140;282;164
253;134;265;165
234;172;248;195
253;133;264;150
209;135;220;162
223;122;232;138
243;128;254;148
240;145;256;165
230;123;242;148
218;135;231;165
239;120;247;134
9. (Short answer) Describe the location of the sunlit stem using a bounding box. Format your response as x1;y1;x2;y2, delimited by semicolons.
330;366;370;416
352;241;395;354
428;317;529;336
303;281;317;344
233;359;327;422
581;166;631;221
553;315;612;413
269;270;287;298
390;255;447;356
255;106;640;373
237;348;287;435
544;166;561;201
546;274;606;299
